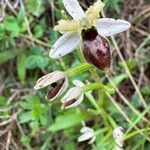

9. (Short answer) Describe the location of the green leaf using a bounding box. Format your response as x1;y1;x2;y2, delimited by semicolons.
34;25;43;38
0;96;7;106
63;142;76;150
30;46;41;55
26;94;40;106
48;112;89;132
4;16;20;36
104;0;122;14
26;55;49;69
0;50;19;64
141;86;150;96
107;74;128;88
20;101;34;110
19;111;33;123
17;9;25;24
21;135;30;146
30;120;39;131
40;115;47;126
119;59;137;71
24;0;44;17
17;55;26;84
0;24;5;38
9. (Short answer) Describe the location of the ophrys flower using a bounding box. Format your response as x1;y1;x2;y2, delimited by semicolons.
49;0;131;71
61;87;84;109
78;126;96;144
113;126;125;149
34;71;68;101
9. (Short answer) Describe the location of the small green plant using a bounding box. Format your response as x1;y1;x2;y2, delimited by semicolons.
0;0;149;149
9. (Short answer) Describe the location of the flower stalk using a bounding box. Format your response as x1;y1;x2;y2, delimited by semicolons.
65;63;93;77
82;82;115;94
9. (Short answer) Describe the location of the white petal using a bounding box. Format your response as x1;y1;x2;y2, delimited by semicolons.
61;87;82;103
78;131;94;142
96;18;131;37
73;80;85;87
34;71;66;90
65;92;84;109
88;136;96;144
80;127;93;133
113;126;124;147
49;32;80;59
63;0;85;21
61;87;84;108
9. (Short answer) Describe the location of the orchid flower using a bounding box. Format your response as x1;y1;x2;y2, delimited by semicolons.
113;126;125;150
78;126;96;144
34;71;68;101
49;0;131;60
61;87;84;109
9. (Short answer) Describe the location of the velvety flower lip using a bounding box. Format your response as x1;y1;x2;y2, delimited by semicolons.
34;71;68;101
78;126;96;144
82;27;111;71
61;87;84;109
49;0;131;59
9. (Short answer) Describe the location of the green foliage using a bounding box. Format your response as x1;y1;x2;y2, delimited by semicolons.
48;111;89;132
4;16;20;37
26;55;49;69
34;25;44;38
0;96;7;106
24;0;44;17
0;50;20;64
104;0;123;14
17;55;26;84
107;73;128;88
21;135;31;145
0;0;149;149
19;94;48;131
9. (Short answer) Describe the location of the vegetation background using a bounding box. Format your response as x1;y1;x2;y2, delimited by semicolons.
0;0;149;149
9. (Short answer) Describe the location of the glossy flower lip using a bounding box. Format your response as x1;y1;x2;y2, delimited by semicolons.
49;0;131;59
82;27;111;71
78;126;96;144
61;87;84;109
34;71;68;101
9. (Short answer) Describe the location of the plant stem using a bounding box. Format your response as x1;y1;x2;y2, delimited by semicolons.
83;82;115;93
77;45;115;128
65;63;93;77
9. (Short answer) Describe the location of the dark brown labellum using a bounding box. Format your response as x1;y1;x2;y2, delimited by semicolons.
63;98;77;108
82;27;111;71
46;79;65;99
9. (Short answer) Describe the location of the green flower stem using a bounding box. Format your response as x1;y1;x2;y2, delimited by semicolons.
85;92;100;111
95;127;108;136
84;91;110;127
77;45;115;128
125;128;150;140
65;63;93;77
82;83;115;94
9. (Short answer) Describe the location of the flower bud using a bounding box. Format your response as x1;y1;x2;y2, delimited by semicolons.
34;71;68;101
78;126;96;144
82;27;111;72
61;87;84;109
113;126;124;148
